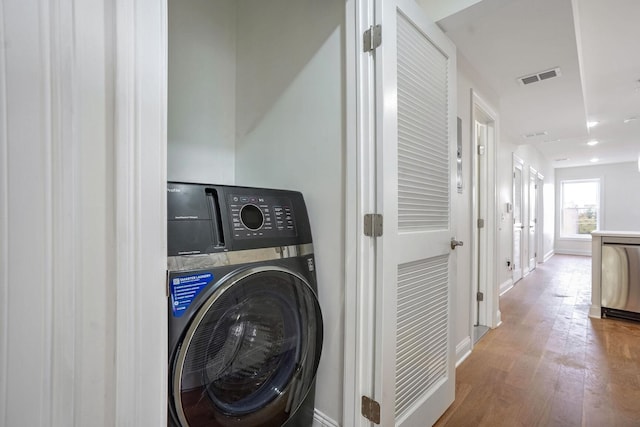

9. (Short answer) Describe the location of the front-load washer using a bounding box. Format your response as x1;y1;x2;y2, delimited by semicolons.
167;182;323;427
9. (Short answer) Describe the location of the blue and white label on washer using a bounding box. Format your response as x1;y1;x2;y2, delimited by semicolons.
170;273;213;317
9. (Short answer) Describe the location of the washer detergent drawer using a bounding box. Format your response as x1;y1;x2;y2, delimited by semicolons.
602;244;640;319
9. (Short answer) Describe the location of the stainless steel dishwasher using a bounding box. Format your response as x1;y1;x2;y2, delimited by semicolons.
601;240;640;320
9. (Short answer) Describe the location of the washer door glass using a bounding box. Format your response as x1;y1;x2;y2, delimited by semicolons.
173;267;323;427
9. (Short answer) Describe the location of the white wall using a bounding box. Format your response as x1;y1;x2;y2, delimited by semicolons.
418;0;483;21
555;162;640;255
167;0;236;184
234;1;345;421
496;139;516;284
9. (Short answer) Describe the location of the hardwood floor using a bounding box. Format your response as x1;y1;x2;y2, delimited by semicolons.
434;254;640;427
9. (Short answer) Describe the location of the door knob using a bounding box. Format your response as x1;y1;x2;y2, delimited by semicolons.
451;238;464;250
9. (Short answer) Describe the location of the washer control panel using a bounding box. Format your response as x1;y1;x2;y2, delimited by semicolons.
228;194;296;239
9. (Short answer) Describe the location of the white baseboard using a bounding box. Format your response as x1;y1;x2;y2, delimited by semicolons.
589;304;601;319
499;278;514;296
500;278;513;296
554;249;592;257
313;409;340;427
455;336;472;367
495;310;502;328
543;250;554;263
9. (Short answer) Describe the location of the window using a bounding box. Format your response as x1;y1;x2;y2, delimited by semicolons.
560;179;600;238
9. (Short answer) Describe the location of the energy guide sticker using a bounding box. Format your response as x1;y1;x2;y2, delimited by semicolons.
170;273;213;317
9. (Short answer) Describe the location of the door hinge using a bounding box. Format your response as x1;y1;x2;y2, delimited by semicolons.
478;145;486;155
477;218;485;228
477;291;484;302
361;396;381;424
364;214;383;237
363;25;382;52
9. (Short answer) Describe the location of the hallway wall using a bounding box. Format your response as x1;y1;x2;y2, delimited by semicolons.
498;140;555;285
453;50;555;363
454;53;500;360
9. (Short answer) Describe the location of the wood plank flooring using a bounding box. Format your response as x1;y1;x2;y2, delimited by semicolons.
434;255;640;427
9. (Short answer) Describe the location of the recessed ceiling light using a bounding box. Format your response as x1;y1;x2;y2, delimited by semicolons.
624;117;638;124
587;140;599;146
590;157;599;163
587;121;599;128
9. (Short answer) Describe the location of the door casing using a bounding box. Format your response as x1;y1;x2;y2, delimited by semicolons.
528;167;538;272
470;90;500;333
512;155;525;283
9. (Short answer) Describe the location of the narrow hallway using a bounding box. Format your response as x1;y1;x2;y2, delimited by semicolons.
435;255;640;426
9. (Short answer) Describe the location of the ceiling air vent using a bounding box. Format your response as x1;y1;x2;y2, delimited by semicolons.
523;131;548;139
517;67;562;86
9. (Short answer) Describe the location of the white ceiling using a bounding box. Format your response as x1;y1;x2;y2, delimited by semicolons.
438;0;640;168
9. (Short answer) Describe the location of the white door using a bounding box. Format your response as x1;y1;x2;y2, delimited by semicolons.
374;0;457;425
513;157;524;283
536;173;544;263
528;168;538;271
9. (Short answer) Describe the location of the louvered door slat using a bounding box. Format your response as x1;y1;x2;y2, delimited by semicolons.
397;9;449;232
395;254;449;419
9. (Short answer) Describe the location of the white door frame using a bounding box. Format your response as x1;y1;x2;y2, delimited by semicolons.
512;154;525;283
528;166;538;271
343;0;376;425
112;0;168;424
470;90;500;330
1;1;168;425
536;172;545;264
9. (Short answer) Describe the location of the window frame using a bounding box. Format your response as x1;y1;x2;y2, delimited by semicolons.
559;178;601;239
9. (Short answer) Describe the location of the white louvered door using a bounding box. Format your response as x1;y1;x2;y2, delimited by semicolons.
373;0;456;425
